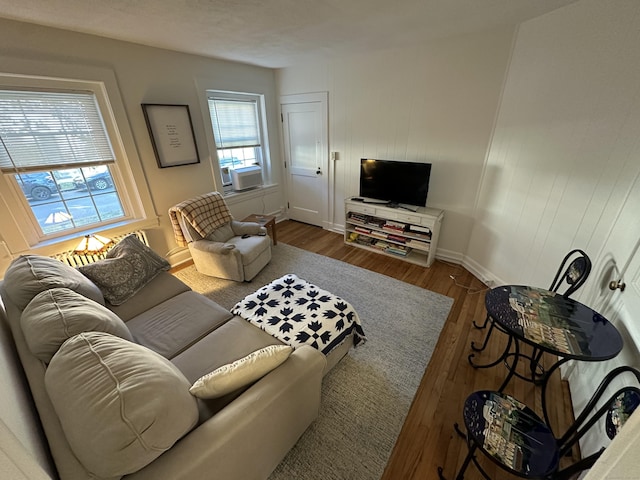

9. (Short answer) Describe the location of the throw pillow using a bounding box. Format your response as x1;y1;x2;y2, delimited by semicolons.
21;288;133;363
79;234;170;305
190;344;293;399
45;332;198;478
2;255;104;310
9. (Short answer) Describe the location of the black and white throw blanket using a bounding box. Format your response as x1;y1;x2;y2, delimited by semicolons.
231;274;366;355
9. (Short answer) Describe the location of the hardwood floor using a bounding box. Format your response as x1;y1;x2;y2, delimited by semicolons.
275;220;577;480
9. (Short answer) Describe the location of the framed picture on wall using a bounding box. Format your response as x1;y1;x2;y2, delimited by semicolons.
141;104;200;168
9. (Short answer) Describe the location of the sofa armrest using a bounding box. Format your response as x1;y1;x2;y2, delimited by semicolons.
126;345;326;480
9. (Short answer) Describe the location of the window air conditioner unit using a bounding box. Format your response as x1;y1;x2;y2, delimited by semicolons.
231;165;263;191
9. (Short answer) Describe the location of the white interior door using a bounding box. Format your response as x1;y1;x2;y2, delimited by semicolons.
281;93;328;227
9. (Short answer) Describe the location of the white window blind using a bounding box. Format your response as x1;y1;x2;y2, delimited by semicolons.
0;90;115;173
208;98;261;148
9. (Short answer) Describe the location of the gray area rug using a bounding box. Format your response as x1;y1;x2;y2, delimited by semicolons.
173;243;453;480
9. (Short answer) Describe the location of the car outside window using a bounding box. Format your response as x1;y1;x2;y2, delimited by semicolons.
14;166;123;235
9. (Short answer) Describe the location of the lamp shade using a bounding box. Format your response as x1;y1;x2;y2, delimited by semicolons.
74;234;113;254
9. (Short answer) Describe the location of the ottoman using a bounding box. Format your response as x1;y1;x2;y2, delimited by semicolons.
231;274;366;373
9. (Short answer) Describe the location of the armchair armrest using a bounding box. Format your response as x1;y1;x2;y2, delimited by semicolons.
231;220;266;236
189;239;236;255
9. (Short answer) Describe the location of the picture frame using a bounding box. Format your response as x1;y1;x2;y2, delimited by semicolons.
141;104;200;168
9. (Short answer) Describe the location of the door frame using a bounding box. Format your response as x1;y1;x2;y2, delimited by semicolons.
280;92;329;229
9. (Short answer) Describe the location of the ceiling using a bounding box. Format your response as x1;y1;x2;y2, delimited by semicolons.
0;0;578;68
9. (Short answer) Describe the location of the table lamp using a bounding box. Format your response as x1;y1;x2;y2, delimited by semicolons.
74;234;113;255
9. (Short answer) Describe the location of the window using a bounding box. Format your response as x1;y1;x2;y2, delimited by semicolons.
207;92;266;190
0;89;126;236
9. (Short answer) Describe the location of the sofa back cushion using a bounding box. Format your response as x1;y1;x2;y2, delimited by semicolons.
21;288;133;363
45;332;198;478
3;255;104;310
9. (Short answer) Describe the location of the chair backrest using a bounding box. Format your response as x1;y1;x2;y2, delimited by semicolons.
605;387;640;440
558;366;640;464
549;249;592;297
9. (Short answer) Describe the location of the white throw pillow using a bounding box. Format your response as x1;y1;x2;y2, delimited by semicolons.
190;345;293;399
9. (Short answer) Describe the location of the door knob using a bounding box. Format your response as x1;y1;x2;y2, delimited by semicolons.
316;169;322;175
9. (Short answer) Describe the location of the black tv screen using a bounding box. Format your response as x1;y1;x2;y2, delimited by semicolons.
359;158;431;207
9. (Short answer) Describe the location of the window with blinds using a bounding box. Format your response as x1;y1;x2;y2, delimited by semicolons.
207;92;266;188
0;90;115;172
0;89;125;236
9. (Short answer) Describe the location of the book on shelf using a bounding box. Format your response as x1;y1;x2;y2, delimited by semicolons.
370;231;388;240
387;234;407;243
367;219;386;228
382;225;405;234
348;213;369;223
407;224;431;234
387;248;409;257
373;240;390;250
406;239;430;251
408;232;432;240
384;220;406;229
354;226;371;234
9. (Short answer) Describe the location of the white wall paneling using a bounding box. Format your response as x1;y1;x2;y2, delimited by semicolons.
276;27;516;257
468;0;640;458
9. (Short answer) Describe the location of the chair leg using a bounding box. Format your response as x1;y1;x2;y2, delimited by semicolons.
438;443;479;480
472;313;490;329
471;321;495;352
469;332;512;371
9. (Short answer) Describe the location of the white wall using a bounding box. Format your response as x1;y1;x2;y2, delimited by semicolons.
0;18;285;265
468;0;640;458
276;27;515;261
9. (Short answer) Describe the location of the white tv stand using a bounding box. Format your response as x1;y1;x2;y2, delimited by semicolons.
344;197;444;267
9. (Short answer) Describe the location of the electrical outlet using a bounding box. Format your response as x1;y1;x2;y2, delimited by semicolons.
484;278;495;287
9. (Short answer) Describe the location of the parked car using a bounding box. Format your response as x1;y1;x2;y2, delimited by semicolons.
14;172;77;201
75;171;113;191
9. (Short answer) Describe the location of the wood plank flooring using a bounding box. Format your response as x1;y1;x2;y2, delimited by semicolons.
273;220;577;480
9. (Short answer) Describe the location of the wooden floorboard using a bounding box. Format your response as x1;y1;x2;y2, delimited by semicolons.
272;220;577;480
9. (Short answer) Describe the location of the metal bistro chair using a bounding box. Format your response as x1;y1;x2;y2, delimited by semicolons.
469;249;592;382
439;365;640;480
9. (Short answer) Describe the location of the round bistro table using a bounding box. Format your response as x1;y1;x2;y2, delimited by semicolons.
483;285;623;428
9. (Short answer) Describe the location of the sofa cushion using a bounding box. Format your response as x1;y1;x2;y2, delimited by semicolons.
190;345;293;399
21;287;133;363
45;332;198;478
3;255;104;310
107;271;191;322
126;291;232;359
78;234;170;306
171;317;284;420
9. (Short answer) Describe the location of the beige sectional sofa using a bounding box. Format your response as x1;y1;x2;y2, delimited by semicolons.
0;240;352;480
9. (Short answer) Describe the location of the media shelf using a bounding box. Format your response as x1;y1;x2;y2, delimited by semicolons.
344;197;444;267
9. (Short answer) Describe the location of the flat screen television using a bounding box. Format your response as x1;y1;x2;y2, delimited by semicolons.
359;158;432;208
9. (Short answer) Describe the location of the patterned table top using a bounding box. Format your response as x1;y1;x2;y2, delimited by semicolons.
485;285;622;360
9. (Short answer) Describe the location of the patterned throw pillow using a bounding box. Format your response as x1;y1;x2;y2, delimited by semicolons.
79;235;170;306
